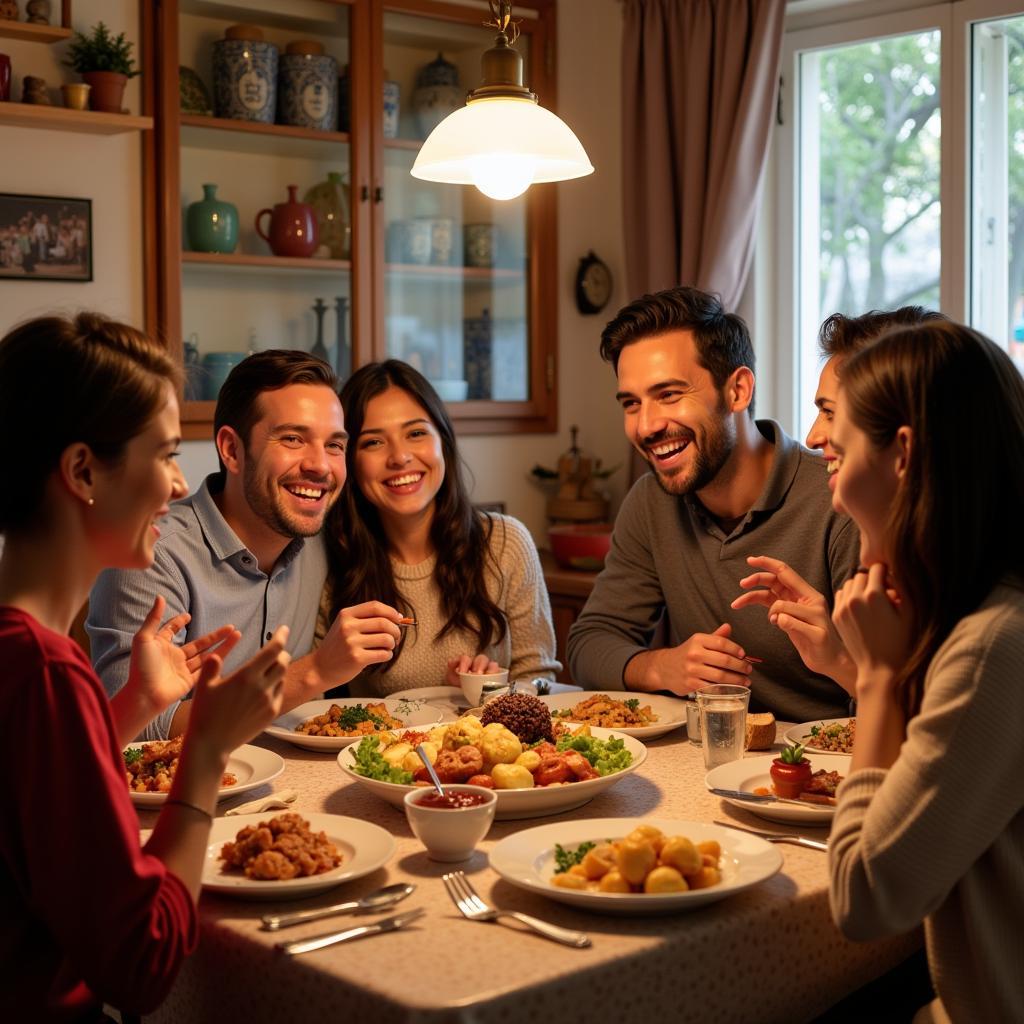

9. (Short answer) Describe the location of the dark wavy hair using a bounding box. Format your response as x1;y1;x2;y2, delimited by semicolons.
0;312;178;534
841;320;1024;718
818;306;947;360
324;360;507;668
599;286;756;414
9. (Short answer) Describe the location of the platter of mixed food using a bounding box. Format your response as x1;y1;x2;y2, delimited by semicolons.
123;738;285;808
336;692;646;820
537;692;687;740
489;818;782;914
704;747;851;824
783;718;856;755
200;812;395;899
264;697;449;752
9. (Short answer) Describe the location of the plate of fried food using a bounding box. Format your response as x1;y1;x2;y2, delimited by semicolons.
123;738;285;808
705;753;850;824
537;692;687;740
264;697;450;752
337;692;646;820
783;718;856;755
489;818;782;914
201;812;395;899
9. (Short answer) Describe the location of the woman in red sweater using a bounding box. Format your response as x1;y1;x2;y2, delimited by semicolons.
0;313;289;1020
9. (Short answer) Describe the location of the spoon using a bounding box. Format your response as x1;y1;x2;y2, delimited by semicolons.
416;743;446;798
260;882;416;931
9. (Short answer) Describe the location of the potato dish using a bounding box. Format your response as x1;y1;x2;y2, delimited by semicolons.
551;694;659;729
351;715;633;790
124;736;236;794
218;812;342;881
551;823;721;894
296;701;403;737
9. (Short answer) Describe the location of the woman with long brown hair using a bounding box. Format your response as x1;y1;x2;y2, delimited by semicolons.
0;313;288;1019
320;360;558;694
825;320;1024;1022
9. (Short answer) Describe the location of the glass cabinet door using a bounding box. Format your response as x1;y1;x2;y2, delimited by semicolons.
377;3;546;423
171;0;356;423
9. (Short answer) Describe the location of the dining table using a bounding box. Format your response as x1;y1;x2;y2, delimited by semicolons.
138;712;920;1024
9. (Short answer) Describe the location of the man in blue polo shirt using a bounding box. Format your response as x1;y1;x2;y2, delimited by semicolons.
88;350;402;739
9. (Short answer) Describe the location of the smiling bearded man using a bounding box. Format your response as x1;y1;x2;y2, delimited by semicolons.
566;286;861;723
88;350;402;740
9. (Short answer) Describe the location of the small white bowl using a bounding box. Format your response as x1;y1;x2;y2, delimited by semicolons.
403;785;497;861
458;668;509;707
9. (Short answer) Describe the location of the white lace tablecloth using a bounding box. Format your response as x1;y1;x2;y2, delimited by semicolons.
140;723;919;1024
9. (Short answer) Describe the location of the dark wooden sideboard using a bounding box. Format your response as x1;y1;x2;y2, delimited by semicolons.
538;549;599;684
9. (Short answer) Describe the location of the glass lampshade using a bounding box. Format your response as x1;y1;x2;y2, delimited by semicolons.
411;96;594;200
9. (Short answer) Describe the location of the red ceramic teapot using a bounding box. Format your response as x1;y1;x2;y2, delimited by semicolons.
255;185;318;258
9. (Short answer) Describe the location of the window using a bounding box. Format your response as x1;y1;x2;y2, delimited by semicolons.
769;0;1024;440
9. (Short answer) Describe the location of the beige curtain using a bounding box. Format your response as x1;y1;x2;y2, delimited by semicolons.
621;0;785;309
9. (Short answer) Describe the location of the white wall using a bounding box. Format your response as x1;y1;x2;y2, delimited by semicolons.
1;0;630;544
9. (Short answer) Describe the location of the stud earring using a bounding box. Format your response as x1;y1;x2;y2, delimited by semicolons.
87;497;95;507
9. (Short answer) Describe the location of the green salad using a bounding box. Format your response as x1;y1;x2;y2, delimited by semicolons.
554;733;633;776
351;736;414;785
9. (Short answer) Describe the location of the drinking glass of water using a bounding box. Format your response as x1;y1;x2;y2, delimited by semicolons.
696;684;750;770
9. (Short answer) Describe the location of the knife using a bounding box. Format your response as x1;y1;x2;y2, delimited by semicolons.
276;907;425;956
709;787;835;809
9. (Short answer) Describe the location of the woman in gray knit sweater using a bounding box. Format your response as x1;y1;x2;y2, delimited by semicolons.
826;321;1024;1023
317;360;559;698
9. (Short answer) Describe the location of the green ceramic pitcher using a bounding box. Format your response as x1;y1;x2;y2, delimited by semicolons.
186;183;239;254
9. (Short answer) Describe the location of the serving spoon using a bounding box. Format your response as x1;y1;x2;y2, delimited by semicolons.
260;881;416;931
416;743;446;797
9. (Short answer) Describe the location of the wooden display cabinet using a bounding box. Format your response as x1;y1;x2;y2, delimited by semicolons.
146;0;558;440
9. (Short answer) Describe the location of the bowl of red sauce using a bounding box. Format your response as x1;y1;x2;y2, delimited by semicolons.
403;784;498;861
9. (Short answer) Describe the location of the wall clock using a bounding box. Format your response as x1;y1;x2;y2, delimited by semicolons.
575;250;612;314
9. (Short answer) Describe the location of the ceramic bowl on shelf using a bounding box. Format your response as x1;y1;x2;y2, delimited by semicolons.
548;523;613;571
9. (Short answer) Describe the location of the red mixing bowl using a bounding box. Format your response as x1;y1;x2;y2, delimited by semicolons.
548;523;613;571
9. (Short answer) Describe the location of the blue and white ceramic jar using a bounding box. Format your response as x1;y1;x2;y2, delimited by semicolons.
413;52;462;139
213;25;277;124
383;78;400;139
278;40;337;132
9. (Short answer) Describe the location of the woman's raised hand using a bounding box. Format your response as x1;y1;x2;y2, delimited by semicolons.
445;653;500;686
125;595;242;714
732;555;855;692
187;625;290;756
832;563;910;692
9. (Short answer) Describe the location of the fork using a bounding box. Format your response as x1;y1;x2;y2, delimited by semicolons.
712;819;828;852
442;871;591;948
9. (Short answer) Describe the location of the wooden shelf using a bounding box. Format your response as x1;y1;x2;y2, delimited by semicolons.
0;102;153;134
180;113;350;146
386;262;524;282
182;251;351;274
0;20;72;43
383;137;424;152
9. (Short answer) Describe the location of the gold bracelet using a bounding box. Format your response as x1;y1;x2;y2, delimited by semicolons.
165;797;213;823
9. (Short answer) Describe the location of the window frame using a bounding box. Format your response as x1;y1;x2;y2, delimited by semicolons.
764;0;998;439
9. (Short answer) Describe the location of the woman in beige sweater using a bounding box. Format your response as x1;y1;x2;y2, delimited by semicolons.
826;320;1024;1023
318;360;559;698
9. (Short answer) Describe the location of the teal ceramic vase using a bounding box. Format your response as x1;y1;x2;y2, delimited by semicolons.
186;183;239;254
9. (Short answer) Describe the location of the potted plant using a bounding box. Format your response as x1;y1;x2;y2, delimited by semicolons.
64;21;140;114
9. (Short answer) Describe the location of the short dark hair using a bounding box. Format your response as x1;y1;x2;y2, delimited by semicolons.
0;312;178;534
213;350;337;476
600;286;755;412
818;306;947;360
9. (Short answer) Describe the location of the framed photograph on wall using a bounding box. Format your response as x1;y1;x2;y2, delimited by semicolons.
0;193;93;282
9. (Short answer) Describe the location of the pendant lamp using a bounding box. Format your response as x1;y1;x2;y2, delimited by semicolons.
410;1;594;201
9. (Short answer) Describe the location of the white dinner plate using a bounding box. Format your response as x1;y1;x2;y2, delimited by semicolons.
264;697;449;752
538;692;687;740
783;718;856;756
337;726;647;820
489;818;782;914
704;753;851;825
126;743;285;808
201;812;395;900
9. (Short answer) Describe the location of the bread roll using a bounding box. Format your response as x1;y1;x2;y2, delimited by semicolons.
744;712;776;750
